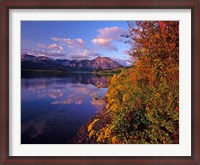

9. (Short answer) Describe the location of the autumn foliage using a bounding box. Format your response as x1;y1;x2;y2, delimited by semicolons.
84;21;179;144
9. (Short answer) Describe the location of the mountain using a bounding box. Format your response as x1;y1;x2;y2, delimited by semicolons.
21;54;35;61
21;54;66;71
88;56;121;70
21;54;121;72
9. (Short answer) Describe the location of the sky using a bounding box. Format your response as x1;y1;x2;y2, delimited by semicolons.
21;21;133;65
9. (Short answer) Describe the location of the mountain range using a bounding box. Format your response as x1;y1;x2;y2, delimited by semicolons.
21;54;122;72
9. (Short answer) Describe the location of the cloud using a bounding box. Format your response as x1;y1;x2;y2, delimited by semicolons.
21;48;66;59
47;53;66;59
48;90;64;99
37;44;46;48
21;47;99;60
50;37;89;58
21;49;46;56
92;38;112;46
92;26;128;51
52;95;84;105
96;26;126;40
67;48;100;59
22;120;46;138
51;37;85;48
92;38;117;51
48;44;64;51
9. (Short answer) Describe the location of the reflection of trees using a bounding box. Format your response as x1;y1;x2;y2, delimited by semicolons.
21;74;108;144
70;74;108;88
21;75;108;105
21;74;108;90
88;77;108;88
91;98;106;108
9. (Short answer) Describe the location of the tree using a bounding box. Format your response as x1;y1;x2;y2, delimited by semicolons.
84;21;179;144
125;21;179;143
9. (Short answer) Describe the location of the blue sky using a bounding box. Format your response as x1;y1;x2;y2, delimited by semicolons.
21;21;133;65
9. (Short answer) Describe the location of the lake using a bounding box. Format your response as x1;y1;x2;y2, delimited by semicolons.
21;74;108;144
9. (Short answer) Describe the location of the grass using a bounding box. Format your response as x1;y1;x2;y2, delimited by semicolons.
92;67;130;76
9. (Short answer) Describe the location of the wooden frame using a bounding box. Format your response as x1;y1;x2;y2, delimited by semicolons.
0;0;199;164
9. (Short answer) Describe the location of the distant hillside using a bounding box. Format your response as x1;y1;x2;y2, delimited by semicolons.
21;54;122;73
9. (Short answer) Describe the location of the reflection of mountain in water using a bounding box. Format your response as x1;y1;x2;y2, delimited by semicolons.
89;76;108;88
22;73;108;89
21;74;108;144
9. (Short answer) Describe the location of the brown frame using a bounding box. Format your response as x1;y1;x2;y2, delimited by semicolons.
0;0;199;164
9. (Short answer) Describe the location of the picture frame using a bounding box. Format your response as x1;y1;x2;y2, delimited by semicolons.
0;0;199;164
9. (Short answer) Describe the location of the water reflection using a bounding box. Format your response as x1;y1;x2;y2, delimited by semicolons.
21;74;108;144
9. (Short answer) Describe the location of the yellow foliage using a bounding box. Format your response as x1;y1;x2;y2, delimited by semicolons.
122;94;129;102
89;130;96;138
85;22;179;144
111;136;117;143
97;131;104;142
87;119;99;132
104;127;111;138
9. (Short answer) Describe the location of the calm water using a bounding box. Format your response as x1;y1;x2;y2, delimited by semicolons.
21;74;108;144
